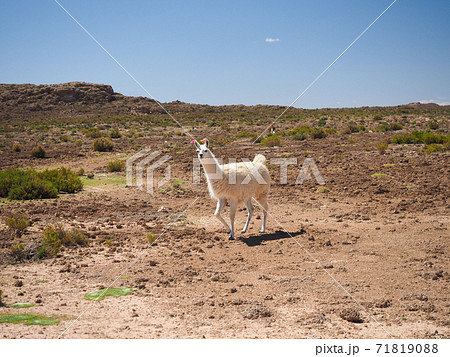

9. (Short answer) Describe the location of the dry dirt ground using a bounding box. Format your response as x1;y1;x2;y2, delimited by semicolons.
0;130;449;339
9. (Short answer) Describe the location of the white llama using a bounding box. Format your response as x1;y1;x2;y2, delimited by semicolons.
193;139;270;240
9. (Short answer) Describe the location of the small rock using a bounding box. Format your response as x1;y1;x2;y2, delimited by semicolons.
14;280;23;287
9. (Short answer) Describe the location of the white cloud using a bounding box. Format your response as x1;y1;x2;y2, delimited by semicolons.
265;37;280;43
419;99;450;106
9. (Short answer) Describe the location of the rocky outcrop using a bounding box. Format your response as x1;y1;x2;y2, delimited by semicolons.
0;82;116;107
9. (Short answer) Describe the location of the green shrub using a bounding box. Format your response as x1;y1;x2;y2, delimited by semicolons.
317;117;327;127
0;167;82;200
423;133;447;145
38;224;88;259
7;174;58;200
376;142;388;155
390;132;449;145
236;131;252;137
389;122;402;131
260;135;282;147
38;226;62;259
428;121;439;130
373;114;383;121
343;121;359;134
92;138;114;152
292;133;307;141
288;125;313;136
39;167;83;193
59;134;70;142
9;244;28;262
6;213;30;236
76;168;85;176
310;128;328;139
251;134;263;143
31;145;46;158
424;144;444;154
107;160;125;172
12;143;22;152
74;140;83;147
84;127;102;138
110;128;122;138
358;125;366;132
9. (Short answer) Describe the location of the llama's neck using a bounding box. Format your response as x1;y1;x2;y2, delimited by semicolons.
201;151;223;181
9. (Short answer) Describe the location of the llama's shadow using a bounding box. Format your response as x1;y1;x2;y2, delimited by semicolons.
239;229;306;247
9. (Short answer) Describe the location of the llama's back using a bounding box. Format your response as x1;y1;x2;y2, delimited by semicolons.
209;159;270;203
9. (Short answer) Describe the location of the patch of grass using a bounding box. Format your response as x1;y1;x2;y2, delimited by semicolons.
31;145;46;158
11;302;35;308
84;287;132;301
371;173;387;177
107;159;125;172
316;186;330;194
383;163;395;167
0;314;60;326
92;137;114;152
171;179;188;183
260;135;282;147
81;174;126;187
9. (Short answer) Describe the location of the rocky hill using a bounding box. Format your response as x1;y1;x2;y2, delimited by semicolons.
0;82;447;123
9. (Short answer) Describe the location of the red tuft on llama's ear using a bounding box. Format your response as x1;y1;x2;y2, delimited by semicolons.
190;140;195;144
202;138;208;142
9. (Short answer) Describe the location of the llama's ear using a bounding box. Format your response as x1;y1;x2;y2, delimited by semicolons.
191;139;200;149
203;138;209;147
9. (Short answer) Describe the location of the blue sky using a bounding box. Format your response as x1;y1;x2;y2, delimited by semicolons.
1;0;449;108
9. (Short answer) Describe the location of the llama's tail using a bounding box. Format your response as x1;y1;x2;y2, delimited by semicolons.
253;154;267;166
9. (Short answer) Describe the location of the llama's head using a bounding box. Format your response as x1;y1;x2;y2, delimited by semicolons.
192;138;212;159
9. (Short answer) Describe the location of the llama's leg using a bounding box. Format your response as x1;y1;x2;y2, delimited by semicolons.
257;195;269;233
229;198;238;240
214;199;230;233
241;198;253;233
